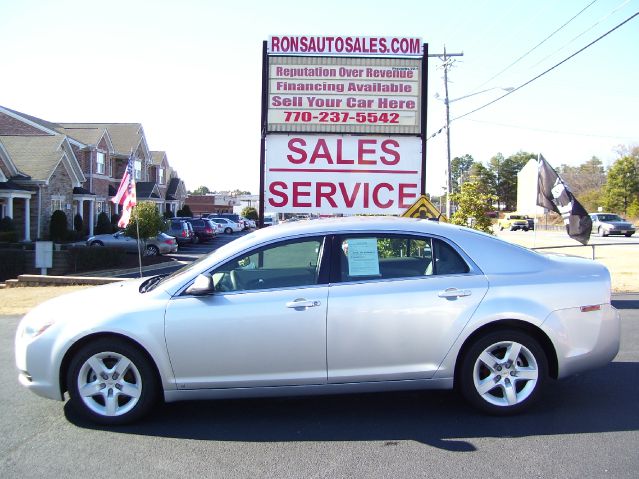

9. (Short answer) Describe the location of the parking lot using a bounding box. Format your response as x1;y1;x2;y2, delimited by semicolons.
1;297;638;478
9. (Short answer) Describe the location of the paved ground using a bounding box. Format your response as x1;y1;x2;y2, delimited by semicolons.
1;295;637;478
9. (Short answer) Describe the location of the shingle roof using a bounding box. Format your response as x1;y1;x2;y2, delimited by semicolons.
136;181;160;199
56;127;107;146
151;151;166;166
0;135;66;180
57;123;143;155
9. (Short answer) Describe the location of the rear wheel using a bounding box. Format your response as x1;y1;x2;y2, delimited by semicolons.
144;244;159;257
66;338;158;425
459;330;548;415
224;227;233;234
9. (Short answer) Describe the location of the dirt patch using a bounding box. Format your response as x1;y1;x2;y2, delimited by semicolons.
0;286;92;316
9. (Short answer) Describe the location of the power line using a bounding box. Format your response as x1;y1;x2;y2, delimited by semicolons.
474;0;600;90
530;0;631;69
452;10;639;122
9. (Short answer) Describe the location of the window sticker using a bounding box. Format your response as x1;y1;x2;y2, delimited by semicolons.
346;238;380;276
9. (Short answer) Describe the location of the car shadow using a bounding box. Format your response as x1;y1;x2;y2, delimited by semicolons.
65;361;638;450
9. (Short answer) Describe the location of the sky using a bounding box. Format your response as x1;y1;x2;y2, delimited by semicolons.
1;0;638;197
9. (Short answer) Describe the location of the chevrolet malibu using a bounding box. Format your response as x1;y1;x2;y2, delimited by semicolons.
15;217;620;424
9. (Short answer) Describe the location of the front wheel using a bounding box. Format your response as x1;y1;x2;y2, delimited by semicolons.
458;330;548;415
598;227;608;237
66;338;159;425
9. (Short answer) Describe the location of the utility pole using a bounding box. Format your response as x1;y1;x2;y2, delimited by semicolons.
429;47;463;219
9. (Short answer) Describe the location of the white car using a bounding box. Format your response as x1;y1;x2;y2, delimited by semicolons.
208;217;242;234
15;217;620;424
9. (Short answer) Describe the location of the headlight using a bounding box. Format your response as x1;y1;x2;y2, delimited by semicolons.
20;316;56;340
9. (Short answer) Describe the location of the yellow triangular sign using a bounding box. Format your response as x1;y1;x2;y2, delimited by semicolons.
402;195;447;221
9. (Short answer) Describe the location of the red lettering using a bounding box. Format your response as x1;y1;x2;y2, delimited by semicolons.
287;138;307;164
271;36;280;52
363;183;369;208
310;139;333;164
380;139;400;165
339;182;361;207
293;182;312;207
373;183;393;208
398;183;418;208
316;182;337;207
335;139;353;164
358;139;377;165
268;181;288;207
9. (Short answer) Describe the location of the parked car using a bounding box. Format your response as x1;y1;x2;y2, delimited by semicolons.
167;219;194;245
86;231;178;256
17;216;620;424
208;217;242;234
498;214;530;231
174;217;216;243
241;217;256;229
589;213;635;237
212;213;246;230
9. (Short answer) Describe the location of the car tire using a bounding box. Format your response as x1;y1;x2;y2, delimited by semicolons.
625;233;633;237
225;227;233;234
193;235;200;244
66;338;159;425
499;225;504;231
144;245;160;257
598;227;608;237
90;241;104;247
458;329;548;415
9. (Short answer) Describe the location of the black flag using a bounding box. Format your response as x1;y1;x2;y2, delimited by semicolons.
537;154;592;245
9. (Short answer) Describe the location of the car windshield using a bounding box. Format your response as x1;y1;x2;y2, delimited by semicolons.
599;214;623;222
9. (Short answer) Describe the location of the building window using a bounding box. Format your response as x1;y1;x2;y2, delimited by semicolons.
96;201;105;214
96;152;105;174
135;160;142;180
158;167;164;185
51;198;64;212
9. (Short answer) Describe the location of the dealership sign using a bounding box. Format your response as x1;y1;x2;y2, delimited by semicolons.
260;35;428;218
265;135;421;214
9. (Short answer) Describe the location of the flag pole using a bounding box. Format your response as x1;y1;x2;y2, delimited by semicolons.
136;210;142;278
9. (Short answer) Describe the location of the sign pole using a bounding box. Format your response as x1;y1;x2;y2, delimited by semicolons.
258;40;268;228
420;43;429;196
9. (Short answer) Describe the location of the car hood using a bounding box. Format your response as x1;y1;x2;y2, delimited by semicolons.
22;278;169;328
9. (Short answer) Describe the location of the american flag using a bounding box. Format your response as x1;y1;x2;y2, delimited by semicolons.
111;155;137;228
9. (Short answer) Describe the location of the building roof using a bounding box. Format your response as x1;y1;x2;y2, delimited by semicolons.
57;123;144;155
136;181;161;199
0;135;67;180
151;151;167;166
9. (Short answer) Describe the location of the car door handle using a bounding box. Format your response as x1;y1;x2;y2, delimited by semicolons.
438;288;472;299
286;299;321;309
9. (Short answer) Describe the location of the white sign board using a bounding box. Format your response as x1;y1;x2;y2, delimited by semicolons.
265;134;421;214
268;36;422;56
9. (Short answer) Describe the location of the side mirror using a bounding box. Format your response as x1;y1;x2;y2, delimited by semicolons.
185;274;214;296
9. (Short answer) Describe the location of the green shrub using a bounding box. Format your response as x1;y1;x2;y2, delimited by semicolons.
96;212;112;235
0;249;26;281
67;246;129;273
49;210;68;242
73;213;84;233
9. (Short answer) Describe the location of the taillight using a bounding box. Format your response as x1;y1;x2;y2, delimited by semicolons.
181;231;187;238
205;228;212;233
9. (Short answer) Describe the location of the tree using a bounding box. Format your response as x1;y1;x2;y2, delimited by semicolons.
190;186;210;195
49;210;68;242
95;212;112;235
450;154;475;194
241;206;258;220
124;202;166;241
73;213;84;234
604;156;639;215
450;180;497;234
558;156;606;196
488;151;534;211
177;205;193;217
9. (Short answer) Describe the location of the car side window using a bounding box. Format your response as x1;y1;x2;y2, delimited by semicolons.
337;234;470;282
338;234;433;282
211;238;324;292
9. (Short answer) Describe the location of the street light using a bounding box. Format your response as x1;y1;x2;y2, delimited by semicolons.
436;86;513;218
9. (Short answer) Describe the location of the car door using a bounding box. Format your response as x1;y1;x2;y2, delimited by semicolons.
164;236;330;390
326;233;488;383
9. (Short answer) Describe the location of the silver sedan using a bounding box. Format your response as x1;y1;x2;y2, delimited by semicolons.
16;217;620;424
86;231;178;256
